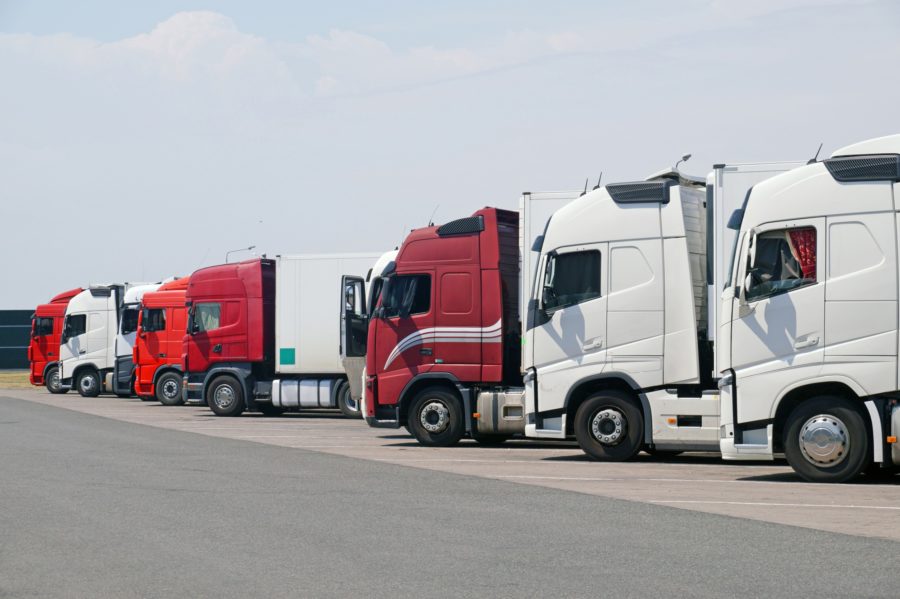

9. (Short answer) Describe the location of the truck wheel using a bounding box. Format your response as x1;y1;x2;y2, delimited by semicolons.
207;375;245;417
783;396;870;483
574;391;643;461
76;370;101;398
156;372;184;406
407;387;464;447
45;366;67;394
337;381;362;419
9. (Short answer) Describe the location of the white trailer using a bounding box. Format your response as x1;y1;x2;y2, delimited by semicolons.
268;253;381;417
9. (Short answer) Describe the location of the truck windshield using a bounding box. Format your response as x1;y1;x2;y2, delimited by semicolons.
120;307;139;335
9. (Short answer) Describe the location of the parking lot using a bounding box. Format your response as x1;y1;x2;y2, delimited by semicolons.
6;387;898;543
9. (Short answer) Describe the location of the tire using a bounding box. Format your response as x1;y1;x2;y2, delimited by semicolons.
206;375;245;417
155;372;184;406
76;369;101;398
45;366;67;394
407;387;465;447
574;391;644;461
472;431;510;446
337;380;362;419
783;396;870;483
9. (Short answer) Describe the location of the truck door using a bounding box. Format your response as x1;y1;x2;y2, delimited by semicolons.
729;218;825;424
531;244;608;427
340;275;368;401
374;272;435;405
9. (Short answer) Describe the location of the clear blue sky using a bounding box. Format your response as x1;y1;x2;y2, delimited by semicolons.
1;0;898;307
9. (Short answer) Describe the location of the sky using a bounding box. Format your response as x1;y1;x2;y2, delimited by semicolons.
1;0;898;308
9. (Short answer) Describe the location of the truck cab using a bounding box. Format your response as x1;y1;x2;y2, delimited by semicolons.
28;287;82;393
60;285;125;396
720;134;900;482
134;277;189;404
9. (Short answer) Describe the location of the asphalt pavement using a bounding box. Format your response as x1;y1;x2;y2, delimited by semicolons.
0;395;897;598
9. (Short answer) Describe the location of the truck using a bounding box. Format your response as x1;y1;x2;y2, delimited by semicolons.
28;287;83;393
719;134;900;482
134;277;190;405
360;167;796;451
182;254;381;417
60;282;158;397
112;283;164;396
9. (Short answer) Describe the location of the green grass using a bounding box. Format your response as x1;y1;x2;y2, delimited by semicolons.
0;370;33;389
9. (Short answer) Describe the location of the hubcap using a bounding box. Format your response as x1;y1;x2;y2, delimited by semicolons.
80;375;95;393
419;400;450;433
48;370;59;390
799;414;849;467
162;379;179;399
213;385;235;409
591;408;626;445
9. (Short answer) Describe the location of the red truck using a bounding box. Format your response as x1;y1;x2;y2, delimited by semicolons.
28;287;83;394
134;277;190;405
363;208;520;442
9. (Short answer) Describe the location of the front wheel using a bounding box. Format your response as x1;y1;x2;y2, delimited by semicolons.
336;381;362;419
156;372;184;406
45;366;67;394
783;396;870;483
76;370;101;398
574;391;644;461
206;376;245;417
407;387;464;447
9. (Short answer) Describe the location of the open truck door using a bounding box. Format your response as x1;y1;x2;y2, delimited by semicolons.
340;275;368;402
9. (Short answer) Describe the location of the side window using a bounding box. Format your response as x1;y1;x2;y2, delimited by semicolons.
34;317;54;336
191;303;221;333
65;314;87;338
120;308;139;335
746;226;817;301
144;308;166;332
382;275;431;318
543;250;601;311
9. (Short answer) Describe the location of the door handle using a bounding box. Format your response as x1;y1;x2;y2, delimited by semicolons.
212;344;222;354
158;353;166;358
794;336;819;349
48;352;54;356
79;350;86;355
582;338;603;351
419;348;433;356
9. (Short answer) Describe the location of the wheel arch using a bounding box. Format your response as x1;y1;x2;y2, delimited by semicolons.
771;380;865;452
563;374;647;437
397;373;462;424
152;365;183;387
202;366;252;406
41;361;60;380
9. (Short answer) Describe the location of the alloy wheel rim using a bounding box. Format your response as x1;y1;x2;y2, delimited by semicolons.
420;400;450;433
590;408;626;445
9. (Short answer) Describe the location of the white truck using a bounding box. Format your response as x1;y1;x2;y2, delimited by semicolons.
112;283;164;396
60;282;158;397
720;134;900;482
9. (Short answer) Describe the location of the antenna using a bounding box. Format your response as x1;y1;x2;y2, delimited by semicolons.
580;178;589;197
675;153;691;170
807;142;823;165
427;204;440;227
592;172;603;190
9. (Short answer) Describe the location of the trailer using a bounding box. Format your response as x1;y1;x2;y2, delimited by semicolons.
182;254;381;417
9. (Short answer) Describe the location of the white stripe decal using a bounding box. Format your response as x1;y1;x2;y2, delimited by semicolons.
384;320;503;368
